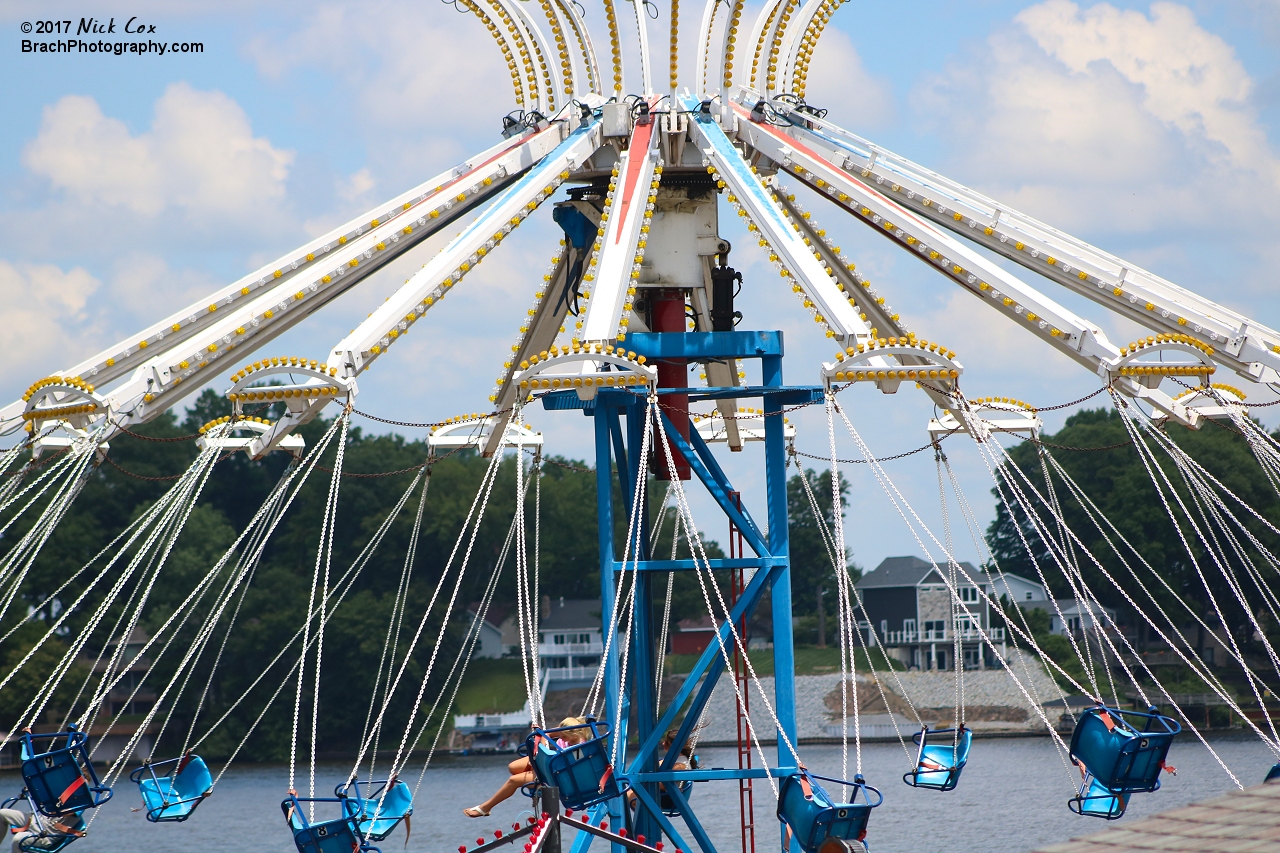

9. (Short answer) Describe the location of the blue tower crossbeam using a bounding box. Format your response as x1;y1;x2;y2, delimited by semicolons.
542;331;808;853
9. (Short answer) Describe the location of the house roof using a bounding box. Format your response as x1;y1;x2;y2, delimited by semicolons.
855;556;1041;593
677;615;717;633
1029;779;1280;852
855;556;980;589
540;598;601;631
465;602;511;631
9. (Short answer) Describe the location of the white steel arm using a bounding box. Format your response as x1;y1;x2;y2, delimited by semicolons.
686;101;871;347
762;95;1280;387
726;93;1200;424
2;126;571;442
238;121;600;459
330;121;603;377
579;118;661;344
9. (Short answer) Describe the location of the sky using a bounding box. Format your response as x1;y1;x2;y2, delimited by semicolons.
1;0;1279;575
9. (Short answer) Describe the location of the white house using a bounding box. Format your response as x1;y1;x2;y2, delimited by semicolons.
463;602;510;659
538;597;603;686
1045;599;1117;636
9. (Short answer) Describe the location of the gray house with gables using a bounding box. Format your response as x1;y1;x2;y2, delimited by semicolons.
854;556;1047;670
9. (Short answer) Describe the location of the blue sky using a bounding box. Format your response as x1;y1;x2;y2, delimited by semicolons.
2;0;1279;572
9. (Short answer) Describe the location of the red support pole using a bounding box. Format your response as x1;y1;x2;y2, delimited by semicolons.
729;491;755;853
650;288;690;480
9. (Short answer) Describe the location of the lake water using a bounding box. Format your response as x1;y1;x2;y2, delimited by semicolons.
4;734;1273;853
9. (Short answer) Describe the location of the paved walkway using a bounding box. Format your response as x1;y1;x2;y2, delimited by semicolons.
1028;780;1280;852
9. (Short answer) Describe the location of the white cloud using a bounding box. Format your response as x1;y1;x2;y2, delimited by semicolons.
1018;1;1279;185
23;83;294;219
246;3;508;130
803;29;894;128
0;261;101;377
108;252;221;319
336;168;376;204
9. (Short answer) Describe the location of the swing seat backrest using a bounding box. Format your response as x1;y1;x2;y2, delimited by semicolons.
19;730;112;817
658;780;693;815
1266;762;1280;784
283;794;377;853
777;772;882;853
339;780;413;842
131;755;213;823
1068;771;1128;820
903;727;972;792
522;721;623;810
1070;707;1178;794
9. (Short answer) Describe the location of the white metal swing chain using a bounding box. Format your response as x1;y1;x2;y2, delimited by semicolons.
822;393;858;786
609;397;657;767
350;444;506;778
933;449;964;741
357;464;430;782
653;408;788;797
974;405;1253;782
582;395;655;724
793;435;922;766
290;415;349;797
936;449;1071;745
831;399;1081;786
384;436;508;780
1041;441;1280;756
211;462;425;789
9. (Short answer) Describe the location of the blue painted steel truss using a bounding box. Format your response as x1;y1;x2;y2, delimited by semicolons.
540;331;819;853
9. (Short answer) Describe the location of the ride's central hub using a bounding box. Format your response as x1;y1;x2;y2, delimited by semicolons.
650;288;691;480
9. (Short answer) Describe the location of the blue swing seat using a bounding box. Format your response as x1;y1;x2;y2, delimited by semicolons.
337;778;413;842
519;718;625;810
19;727;112;817
777;770;882;853
1068;769;1128;820
658;780;693;816
130;754;213;822
1069;705;1179;795
282;793;379;853
1265;762;1280;784
0;794;84;853
902;726;971;792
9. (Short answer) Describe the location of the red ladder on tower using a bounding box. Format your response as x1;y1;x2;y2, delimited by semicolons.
728;492;755;853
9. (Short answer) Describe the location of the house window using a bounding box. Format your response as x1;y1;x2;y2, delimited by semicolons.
903;619;916;637
578;633;592;644
1067;617;1082;633
554;634;566;645
959;587;979;603
879;620;888;639
539;632;546;643
1025;591;1033;600
924;620;945;638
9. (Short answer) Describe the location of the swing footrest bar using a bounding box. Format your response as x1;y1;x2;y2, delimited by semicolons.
560;815;664;853
466;820;538;853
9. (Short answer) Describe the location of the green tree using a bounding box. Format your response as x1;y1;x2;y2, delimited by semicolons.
787;467;857;647
985;407;1280;671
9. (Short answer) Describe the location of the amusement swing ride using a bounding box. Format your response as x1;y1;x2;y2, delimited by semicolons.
3;0;1280;851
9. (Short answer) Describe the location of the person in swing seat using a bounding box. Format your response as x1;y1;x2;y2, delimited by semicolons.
0;806;85;853
463;717;591;818
627;729;696;808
